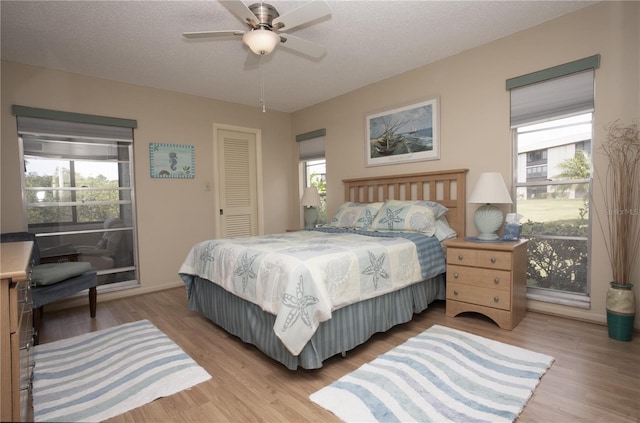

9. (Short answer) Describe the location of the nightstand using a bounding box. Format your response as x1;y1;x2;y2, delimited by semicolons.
443;238;529;330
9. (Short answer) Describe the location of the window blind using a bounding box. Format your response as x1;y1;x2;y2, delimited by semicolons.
296;129;326;161
507;55;599;128
16;116;134;143
13;105;136;142
509;70;594;128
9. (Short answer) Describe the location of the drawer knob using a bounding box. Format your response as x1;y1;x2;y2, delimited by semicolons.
453;273;459;279
453;290;459;296
494;278;500;285
457;254;463;261
493;296;500;303
491;257;497;263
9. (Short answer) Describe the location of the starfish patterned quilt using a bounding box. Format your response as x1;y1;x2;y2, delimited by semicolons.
179;228;445;355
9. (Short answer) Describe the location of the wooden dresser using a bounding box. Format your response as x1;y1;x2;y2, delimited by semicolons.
443;238;528;330
1;241;34;422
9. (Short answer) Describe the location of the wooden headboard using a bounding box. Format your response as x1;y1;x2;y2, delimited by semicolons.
343;169;468;237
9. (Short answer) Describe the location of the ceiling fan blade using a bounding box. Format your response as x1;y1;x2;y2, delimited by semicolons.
220;0;259;27
278;33;326;59
272;0;331;32
183;30;245;39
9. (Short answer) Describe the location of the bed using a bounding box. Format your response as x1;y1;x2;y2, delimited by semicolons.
179;169;467;369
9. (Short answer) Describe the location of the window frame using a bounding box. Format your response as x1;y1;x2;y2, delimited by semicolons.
513;113;593;308
302;158;327;224
14;106;139;290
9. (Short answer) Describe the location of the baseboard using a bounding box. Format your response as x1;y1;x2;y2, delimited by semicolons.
39;280;184;312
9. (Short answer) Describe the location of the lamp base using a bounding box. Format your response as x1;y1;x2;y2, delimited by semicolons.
304;206;318;229
474;204;504;241
477;233;500;241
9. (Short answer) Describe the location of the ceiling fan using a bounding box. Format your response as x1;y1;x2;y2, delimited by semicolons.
183;0;331;58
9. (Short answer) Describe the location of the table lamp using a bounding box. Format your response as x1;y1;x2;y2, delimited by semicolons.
301;187;321;229
468;172;513;241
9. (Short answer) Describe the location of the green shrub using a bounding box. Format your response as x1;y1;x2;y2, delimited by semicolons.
522;219;589;293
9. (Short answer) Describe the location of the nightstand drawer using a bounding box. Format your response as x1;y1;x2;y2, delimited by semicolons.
447;264;511;291
447;282;511;311
447;248;512;270
476;250;512;270
447;248;477;266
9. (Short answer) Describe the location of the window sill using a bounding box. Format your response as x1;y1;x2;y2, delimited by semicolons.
527;287;591;309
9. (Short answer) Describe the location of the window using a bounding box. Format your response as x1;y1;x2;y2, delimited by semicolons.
303;159;326;223
515;114;592;302
14;106;138;289
508;56;599;307
297;129;327;224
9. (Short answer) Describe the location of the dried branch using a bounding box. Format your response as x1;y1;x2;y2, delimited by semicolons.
594;120;640;284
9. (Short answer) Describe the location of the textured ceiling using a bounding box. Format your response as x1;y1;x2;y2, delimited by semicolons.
1;1;596;113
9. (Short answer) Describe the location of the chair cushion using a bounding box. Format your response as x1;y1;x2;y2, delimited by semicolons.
31;262;93;286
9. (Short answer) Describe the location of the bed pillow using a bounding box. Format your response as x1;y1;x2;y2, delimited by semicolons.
370;200;438;236
434;215;457;241
328;202;384;229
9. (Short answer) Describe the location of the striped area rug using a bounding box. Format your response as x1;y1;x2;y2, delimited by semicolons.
32;319;211;422
310;325;554;422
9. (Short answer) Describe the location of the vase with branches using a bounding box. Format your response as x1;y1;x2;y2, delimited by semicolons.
594;120;640;341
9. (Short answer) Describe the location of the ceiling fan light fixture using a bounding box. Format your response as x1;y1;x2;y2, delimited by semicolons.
243;28;279;55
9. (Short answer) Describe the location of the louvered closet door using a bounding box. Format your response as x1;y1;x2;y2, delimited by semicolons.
218;129;258;238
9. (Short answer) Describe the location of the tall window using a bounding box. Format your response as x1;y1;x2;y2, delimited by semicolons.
508;56;599;307
515;114;592;300
14;106;138;289
303;159;326;223
297;129;327;224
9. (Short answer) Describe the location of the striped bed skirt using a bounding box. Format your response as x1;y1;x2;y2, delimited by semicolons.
186;274;446;369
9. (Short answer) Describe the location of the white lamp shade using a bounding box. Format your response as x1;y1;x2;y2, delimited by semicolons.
300;187;321;207
468;172;513;204
243;29;279;55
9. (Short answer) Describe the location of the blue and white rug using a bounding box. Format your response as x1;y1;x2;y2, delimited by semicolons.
32;319;211;422
310;325;554;423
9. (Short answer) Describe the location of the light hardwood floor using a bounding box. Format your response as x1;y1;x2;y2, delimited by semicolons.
37;286;640;422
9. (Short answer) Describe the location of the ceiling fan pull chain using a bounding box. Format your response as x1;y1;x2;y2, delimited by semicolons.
261;58;266;113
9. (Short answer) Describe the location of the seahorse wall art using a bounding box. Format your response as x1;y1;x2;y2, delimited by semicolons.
150;143;195;178
169;152;178;170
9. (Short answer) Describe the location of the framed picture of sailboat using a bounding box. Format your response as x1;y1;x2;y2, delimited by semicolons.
365;96;439;167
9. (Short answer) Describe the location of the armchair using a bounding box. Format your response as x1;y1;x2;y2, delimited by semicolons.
77;217;129;268
0;232;98;344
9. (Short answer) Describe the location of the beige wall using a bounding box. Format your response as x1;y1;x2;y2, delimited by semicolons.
1;61;293;303
291;1;640;327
